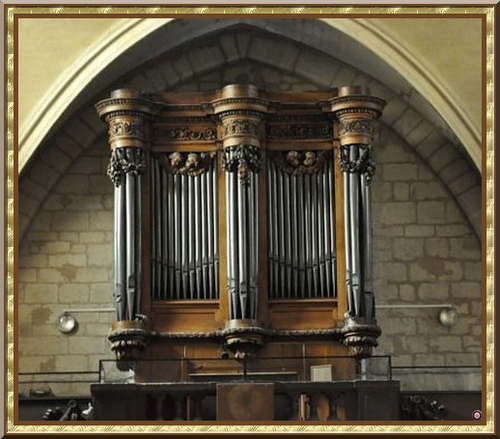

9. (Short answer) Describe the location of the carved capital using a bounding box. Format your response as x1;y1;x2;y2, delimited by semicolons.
339;145;376;184
159;151;216;176
107;147;146;186
222;144;261;184
95;89;158;150
329;86;385;147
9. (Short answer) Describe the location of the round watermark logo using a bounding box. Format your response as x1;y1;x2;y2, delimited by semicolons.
472;410;482;420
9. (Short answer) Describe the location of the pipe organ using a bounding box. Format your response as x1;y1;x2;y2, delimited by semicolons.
96;84;385;373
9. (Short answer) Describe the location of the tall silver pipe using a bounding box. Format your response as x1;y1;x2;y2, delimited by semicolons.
278;168;286;299
125;170;136;321
284;171;292;298
267;160;275;297
290;174;299;298
227;168;238;318
248;172;257;319
297;174;306;295
238;173;248;318
207;162;214;300
343;150;353;314
181;174;189;298
194;173;202;300
253;173;259;318
327;158;336;297
161;167;168;299
150;160;157;299
349;146;361;316
201;168;208;299
188;175;196;299
304;173;313;296
174;174;182;299
317;169;326;298
135;172;142;314
311;170;319;297
167;171;174;297
213;161;219;298
114;183;126;320
155;160;162;300
323;162;332;298
272;162;279;299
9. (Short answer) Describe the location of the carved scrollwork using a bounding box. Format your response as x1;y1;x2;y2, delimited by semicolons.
339;145;376;184
221;144;262;185
270;150;329;175
267;124;332;140
155;126;216;141
107;147;146;187
339;120;374;137
109;120;143;139
223;119;258;137
342;316;381;359
159;152;216;177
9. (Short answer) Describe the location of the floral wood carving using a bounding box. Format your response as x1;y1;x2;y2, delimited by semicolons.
267;124;332;140
107;147;146;187
339;145;376;184
159;152;216;177
154;126;216;141
221;144;262;185
270;150;329;175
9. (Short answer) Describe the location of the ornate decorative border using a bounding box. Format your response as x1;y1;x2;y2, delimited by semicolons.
4;5;495;434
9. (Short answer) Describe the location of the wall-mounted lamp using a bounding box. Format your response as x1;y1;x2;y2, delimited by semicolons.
57;308;115;334
438;307;459;327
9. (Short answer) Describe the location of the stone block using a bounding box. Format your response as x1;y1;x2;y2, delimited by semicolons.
391;355;413;367
451;282;481;299
427;144;459;173
40;241;71;254
143;67;167;92
56;175;89;195
374;225;405;237
393;183;409;200
19;192;39;218
414;132;443;159
381;98;407;126
377;202;416;225
188;44;226;74
69;157;102;175
435;225;470;237
89;211;113;231
393;238;424;261
445;201;464;223
449;237;481;260
449;317;477;335
449;171;479;195
80;232;106;243
83;323;111;336
293;49;339;87
416;164;435;181
379;262;407;282
173;55;194;81
74;267;110;283
69;337;107;355
19;268;37;282
29;161;60;189
236;32;251;57
37;268;67;284
417;201;445;224
87;244;112;267
429;336;462;352
156;61;181;86
332;67;358;87
405;225;434;237
56;355;89;372
90;283;113;304
383;164;418;181
374;131;411;164
59;284;90;303
64;117;98;148
425;238;449;258
409;258;462;281
48;254;86;268
89;176;112;196
417;282;449;300
54;133;85;159
414;354;445;366
219;34;239;62
20;337;69;356
444;353;479;366
392;108;422;137
41;146;72;173
62;195;103;211
399;336;428;353
439;158;469;182
52;211;89;232
22;178;50;201
372;182;392;202
399;284;415;301
405;119;434;146
410;182;447;200
19;254;47;268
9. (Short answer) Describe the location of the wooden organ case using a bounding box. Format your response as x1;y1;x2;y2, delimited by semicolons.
95;84;386;386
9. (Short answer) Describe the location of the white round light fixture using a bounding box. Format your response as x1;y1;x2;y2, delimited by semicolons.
438;308;458;327
57;312;78;334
